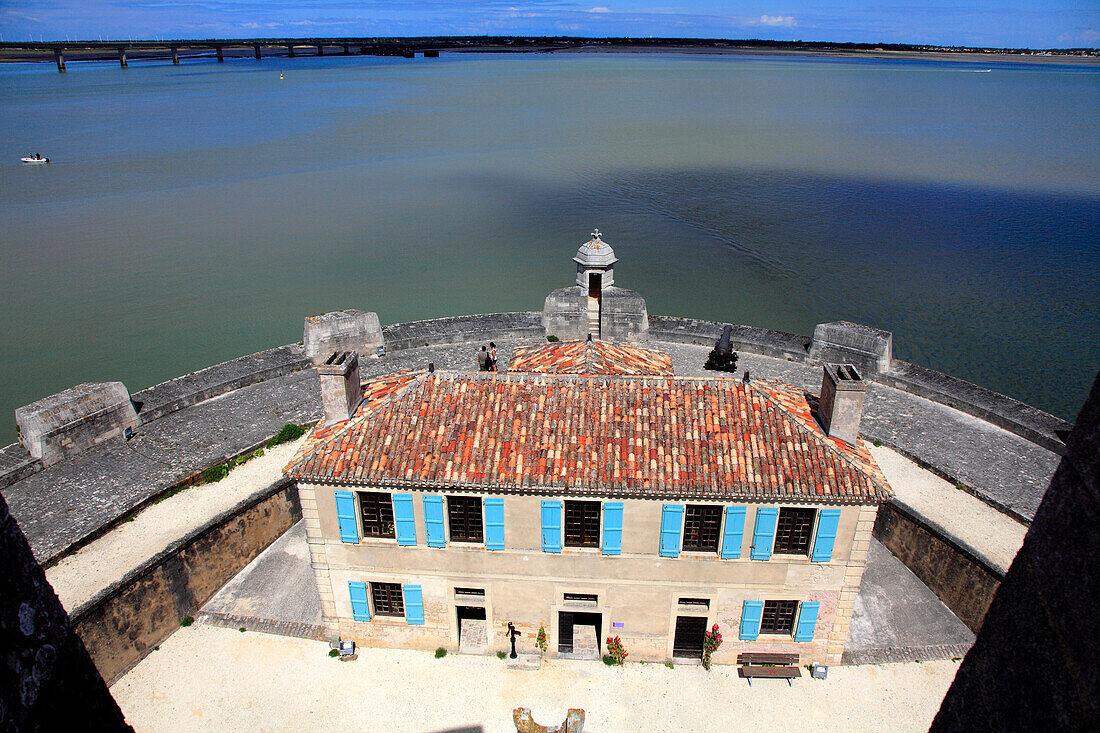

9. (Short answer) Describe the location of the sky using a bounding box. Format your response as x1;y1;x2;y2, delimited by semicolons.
1;1;1098;49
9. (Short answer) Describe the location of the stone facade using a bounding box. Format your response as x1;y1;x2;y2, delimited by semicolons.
15;382;138;467
542;286;648;343
299;484;875;666
303;309;383;364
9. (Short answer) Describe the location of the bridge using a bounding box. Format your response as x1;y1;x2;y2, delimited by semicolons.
0;37;478;72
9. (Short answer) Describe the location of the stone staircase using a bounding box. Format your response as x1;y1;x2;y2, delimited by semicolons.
586;298;600;339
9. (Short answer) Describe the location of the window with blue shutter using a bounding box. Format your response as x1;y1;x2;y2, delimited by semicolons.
393;493;416;546
750;507;779;561
334;491;359;544
484;498;505;550
541;500;562;553
601;502;623;555
348;581;370;622
794;601;820;642
423;495;445;548
811;509;841;562
403;584;424;625
720;505;746;559
659;504;684;558
739;600;763;641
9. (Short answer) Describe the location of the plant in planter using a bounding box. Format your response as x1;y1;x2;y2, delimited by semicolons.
701;624;723;671
605;636;628;666
536;624;548;654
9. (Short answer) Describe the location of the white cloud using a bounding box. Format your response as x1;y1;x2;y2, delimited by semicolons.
758;15;794;27
587;6;612;13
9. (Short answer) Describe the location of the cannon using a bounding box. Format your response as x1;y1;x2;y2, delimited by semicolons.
704;324;739;373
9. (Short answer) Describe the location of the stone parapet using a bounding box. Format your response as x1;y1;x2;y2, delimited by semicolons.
647;316;812;361
809;321;893;375
600;287;649;343
542;288;589;341
16;382;138;467
382;312;544;351
303;310;383;364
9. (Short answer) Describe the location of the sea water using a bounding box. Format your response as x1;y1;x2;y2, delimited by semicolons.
0;52;1097;441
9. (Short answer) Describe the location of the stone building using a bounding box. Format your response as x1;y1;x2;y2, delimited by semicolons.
285;338;891;666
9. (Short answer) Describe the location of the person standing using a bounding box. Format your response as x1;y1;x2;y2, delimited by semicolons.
478;345;489;371
489;342;498;372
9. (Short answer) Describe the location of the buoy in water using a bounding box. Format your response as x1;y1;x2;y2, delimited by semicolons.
279;74;283;80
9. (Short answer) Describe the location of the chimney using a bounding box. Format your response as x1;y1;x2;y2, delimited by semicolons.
318;351;362;425
818;364;866;446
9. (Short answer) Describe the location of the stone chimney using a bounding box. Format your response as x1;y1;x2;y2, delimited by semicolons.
318;351;361;425
818;364;867;446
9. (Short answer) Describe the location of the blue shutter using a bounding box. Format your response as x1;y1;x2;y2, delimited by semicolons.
334;491;359;544
484;498;505;550
750;507;779;560
720;505;746;559
794;601;820;642
393;493;416;546
739;600;764;641
811;509;841;563
541;500;562;553
423;495;445;548
601;502;623;555
659;504;684;558
348;581;370;622
403;584;424;625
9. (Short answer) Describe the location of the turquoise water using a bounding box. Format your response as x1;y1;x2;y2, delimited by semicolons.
0;52;1097;442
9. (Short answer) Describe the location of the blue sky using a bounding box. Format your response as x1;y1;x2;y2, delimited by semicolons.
2;1;1098;48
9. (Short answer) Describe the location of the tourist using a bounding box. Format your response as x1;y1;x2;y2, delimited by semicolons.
478;345;489;371
489;342;497;372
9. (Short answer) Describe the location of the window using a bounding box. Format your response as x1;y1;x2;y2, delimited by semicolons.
682;504;722;552
564;500;601;548
370;582;405;617
563;593;598;605
447;495;484;543
454;587;485;598
358;492;395;538
678;597;710;609
760;600;798;634
774;508;816;555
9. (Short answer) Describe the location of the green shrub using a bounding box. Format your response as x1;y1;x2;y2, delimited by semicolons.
239;627;246;633
435;647;447;658
602;654;616;666
329;649;339;658
664;661;674;669
497;651;506;659
873;440;882;447
266;423;306;449
546;335;559;342
201;464;228;484
180;616;194;627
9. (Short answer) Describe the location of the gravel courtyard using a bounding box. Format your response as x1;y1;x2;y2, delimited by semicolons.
112;623;960;732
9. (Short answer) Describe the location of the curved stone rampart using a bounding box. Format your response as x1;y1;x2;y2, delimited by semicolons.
382;311;544;351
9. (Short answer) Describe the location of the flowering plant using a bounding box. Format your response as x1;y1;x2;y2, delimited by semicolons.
605;636;628;665
536;624;548;654
702;624;723;671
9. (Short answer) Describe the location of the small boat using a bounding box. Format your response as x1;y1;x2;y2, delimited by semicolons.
21;155;49;164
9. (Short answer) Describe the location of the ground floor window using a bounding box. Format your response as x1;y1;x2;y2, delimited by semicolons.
371;582;405;617
760;600;798;634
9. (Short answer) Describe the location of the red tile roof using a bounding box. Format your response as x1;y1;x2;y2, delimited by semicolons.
508;340;674;377
286;371;891;504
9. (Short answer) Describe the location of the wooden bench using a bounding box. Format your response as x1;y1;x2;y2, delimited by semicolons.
737;653;801;686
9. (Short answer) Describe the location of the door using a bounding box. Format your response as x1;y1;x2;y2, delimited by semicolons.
589;272;601;299
673;616;707;659
457;606;487;652
559;611;602;658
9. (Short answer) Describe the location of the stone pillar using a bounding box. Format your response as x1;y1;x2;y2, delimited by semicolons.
170;46;179;64
253;43;261;59
55;48;66;72
818;364;867;446
825;505;877;664
117;47;127;68
287;45;295;58
316;44;324;56
0;491;133;731
215;45;223;62
318;351;362;425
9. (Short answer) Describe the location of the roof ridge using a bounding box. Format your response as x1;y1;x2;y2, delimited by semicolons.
748;379;890;497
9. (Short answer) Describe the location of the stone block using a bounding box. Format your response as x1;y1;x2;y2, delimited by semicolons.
15;382;138;467
303;309;383;364
601;287;649;343
809;321;893;374
542;287;589;341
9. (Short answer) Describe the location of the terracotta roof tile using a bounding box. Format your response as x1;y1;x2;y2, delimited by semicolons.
508;340;673;376
286;370;891;504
